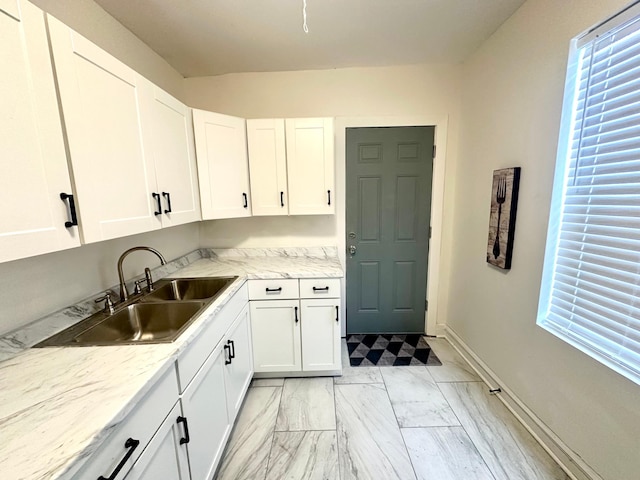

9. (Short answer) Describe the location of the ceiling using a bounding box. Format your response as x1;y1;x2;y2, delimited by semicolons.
94;0;526;78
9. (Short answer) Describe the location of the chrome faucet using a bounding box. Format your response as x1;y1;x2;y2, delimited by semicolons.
117;246;167;302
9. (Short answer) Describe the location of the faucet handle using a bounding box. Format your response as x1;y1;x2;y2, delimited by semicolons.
133;279;145;295
95;291;116;314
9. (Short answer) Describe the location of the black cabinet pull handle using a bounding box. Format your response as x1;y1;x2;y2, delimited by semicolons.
294;306;299;323
177;416;190;445
152;193;162;216
280;191;285;207
224;344;232;365
60;193;78;228
265;287;282;293
227;339;236;359
97;437;139;480
336;305;339;322
162;192;172;213
327;190;331;206
313;286;329;292
242;192;248;208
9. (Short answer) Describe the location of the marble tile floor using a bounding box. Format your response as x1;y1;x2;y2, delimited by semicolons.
216;338;569;480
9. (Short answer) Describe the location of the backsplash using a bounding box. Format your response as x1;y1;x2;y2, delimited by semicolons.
0;249;204;362
0;246;340;363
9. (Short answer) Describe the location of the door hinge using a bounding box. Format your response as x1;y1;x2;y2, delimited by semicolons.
432;145;436;159
425;300;429;311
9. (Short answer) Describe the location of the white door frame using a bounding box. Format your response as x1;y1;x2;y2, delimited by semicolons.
335;115;449;337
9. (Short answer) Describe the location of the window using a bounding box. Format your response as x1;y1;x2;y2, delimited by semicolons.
538;4;640;384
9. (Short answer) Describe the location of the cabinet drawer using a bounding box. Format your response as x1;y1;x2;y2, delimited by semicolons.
299;278;340;298
248;279;299;300
73;367;178;480
177;282;248;392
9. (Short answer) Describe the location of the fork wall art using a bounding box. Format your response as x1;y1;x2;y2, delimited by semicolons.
486;167;521;269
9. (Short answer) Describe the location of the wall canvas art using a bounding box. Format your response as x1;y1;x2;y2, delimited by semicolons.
487;167;521;269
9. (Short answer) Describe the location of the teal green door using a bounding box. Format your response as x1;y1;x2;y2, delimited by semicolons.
346;127;434;334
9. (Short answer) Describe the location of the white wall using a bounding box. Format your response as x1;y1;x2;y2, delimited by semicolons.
0;223;200;336
31;0;184;100
450;0;639;479
185;64;462;328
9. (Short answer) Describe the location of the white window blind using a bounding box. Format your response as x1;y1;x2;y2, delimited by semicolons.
538;7;640;384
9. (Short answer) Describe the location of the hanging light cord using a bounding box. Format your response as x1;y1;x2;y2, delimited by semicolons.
303;0;309;33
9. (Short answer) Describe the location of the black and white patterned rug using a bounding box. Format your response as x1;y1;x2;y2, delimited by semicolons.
346;334;442;367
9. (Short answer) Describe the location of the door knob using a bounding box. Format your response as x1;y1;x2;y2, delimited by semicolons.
349;245;357;255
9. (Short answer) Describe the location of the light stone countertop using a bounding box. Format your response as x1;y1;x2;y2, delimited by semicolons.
0;247;343;480
179;246;344;279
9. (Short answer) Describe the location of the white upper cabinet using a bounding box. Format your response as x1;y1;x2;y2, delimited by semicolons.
47;15;159;243
48;16;201;242
0;1;80;263
286;118;335;215
143;84;201;227
193;110;251;220
247;117;335;217
246;119;288;216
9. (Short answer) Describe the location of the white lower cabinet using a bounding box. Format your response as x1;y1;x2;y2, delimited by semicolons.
249;278;342;375
180;303;254;480
301;299;341;371
181;340;231;480
76;286;254;480
73;367;178;480
223;304;254;422
250;299;302;373
124;402;190;480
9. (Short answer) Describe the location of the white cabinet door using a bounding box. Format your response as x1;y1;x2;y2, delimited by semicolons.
223;304;254;423
301;298;341;371
72;367;178;480
247;118;288;216
193;110;251;219
250;299;302;373
145;85;201;227
48;15;158;243
285;118;335;215
124;403;190;480
181;340;231;480
0;1;80;263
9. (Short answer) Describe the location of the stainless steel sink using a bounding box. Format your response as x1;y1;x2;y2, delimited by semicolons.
141;277;236;302
34;276;238;347
70;302;206;345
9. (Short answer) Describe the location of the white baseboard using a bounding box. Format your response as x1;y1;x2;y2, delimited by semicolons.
444;326;603;480
433;323;447;336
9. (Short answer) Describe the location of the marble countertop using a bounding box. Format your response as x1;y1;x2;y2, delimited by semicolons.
0;247;343;480
181;247;344;279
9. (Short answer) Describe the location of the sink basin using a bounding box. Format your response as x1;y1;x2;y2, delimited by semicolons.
70;302;206;345
141;277;236;302
34;276;239;347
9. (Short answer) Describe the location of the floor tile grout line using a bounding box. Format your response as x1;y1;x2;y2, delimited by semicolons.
430;341;499;478
437;381;499;480
263;384;286;480
380;367;419;480
274;427;340;432
433;379;484;384
333;375;342;480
